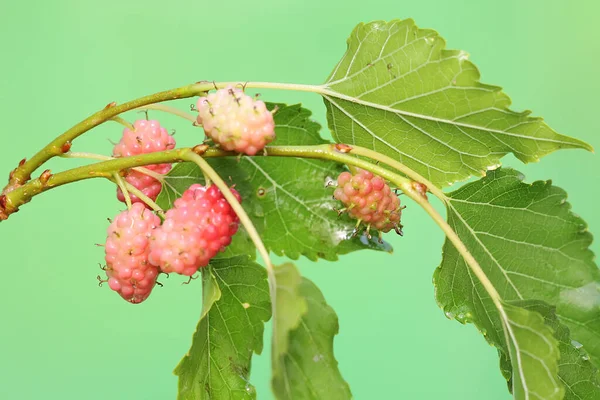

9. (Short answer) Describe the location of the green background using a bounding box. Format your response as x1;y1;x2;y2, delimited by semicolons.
1;0;598;399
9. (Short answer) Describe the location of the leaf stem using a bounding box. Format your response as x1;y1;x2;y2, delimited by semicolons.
236;82;325;94
113;173;132;209
63;152;112;161
396;180;502;305
401;181;518;379
183;151;278;323
120;180;164;214
134;103;198;123
347;145;446;201
380;172;519;374
262;145;414;186
183;151;275;278
203;172;212;187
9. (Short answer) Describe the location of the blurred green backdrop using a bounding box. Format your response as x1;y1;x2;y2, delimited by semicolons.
1;0;598;399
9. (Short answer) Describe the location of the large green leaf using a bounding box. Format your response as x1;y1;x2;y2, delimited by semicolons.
272;263;308;358
323;20;591;187
272;263;351;400
516;301;600;399
175;256;271;400
503;302;563;400
157;103;392;261
435;168;600;397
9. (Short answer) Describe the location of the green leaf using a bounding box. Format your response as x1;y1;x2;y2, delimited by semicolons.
502;302;563;400
157;103;392;261
434;168;600;397
516;300;600;400
199;265;221;320
175;256;271;400
323;20;591;187
272;264;351;400
156;161;201;210
272;263;308;358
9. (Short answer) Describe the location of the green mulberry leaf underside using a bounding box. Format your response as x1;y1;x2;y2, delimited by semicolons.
515;301;600;400
435;168;600;399
323;19;591;188
175;256;271;400
502;302;563;400
272;263;351;400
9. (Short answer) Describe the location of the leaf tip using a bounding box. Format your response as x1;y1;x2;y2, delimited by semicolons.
564;136;594;153
585;142;595;153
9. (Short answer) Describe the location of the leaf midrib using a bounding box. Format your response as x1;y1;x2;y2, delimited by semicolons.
321;88;585;148
448;201;524;299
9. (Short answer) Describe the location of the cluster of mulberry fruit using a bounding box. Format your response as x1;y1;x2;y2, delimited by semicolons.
103;184;240;304
100;87;403;304
102;86;274;303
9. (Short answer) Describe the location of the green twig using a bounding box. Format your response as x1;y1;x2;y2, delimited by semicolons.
2;145;414;219
1;148;193;217
63;152;165;182
6;83;208;187
5;81;322;189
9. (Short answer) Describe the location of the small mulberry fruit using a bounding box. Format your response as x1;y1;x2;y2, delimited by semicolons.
104;203;162;303
113;119;176;205
333;169;403;235
149;184;241;276
196;86;275;156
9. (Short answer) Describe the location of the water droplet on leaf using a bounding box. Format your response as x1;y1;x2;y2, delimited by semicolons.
253;204;264;217
324;176;337;188
571;340;583;349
